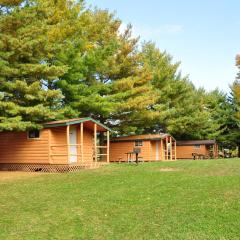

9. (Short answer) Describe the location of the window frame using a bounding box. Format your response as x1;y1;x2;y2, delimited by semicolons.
135;140;143;147
193;144;201;149
27;130;41;140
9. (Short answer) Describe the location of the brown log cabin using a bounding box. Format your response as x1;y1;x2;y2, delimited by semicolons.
110;134;177;162
176;140;218;159
0;118;111;172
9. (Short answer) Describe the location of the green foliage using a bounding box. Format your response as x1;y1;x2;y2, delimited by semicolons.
0;0;80;130
220;56;240;155
138;42;223;139
0;0;238;147
220;79;240;155
56;12;155;134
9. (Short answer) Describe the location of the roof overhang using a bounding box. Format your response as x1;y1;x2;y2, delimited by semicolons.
111;134;175;142
176;140;217;146
43;117;111;132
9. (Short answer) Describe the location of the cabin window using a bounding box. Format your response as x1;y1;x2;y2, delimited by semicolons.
28;130;40;139
194;144;201;149
135;140;143;147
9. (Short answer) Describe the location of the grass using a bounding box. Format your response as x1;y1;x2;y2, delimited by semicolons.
0;159;240;240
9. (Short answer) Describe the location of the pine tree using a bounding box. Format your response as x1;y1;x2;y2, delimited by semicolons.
139;42;222;139
230;56;240;156
216;55;240;157
56;10;156;134
0;0;80;130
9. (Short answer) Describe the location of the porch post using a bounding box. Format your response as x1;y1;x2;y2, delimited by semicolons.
174;140;177;160
107;131;110;163
170;137;172;161
94;123;97;162
66;125;70;162
165;137;168;160
80;122;83;162
161;139;164;160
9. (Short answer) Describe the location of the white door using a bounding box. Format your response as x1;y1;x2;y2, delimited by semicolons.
69;126;77;163
156;141;159;161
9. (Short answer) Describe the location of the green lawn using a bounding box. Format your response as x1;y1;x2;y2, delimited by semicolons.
0;159;240;240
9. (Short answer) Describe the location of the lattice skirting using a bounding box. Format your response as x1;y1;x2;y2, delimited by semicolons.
0;162;108;173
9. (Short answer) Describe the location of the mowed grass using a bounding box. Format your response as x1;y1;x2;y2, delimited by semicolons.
0;159;240;240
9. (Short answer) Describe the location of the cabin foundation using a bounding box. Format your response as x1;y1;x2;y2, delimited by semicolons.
0;162;108;173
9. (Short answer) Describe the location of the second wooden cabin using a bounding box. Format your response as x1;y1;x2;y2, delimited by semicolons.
110;134;176;162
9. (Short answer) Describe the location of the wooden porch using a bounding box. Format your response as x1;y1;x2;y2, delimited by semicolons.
161;135;177;161
46;119;111;164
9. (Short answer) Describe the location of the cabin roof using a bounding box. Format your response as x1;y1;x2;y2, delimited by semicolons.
111;133;175;142
44;117;111;132
176;140;216;146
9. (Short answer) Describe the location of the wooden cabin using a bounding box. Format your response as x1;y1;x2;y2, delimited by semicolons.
110;134;176;162
0;118;111;172
176;140;218;159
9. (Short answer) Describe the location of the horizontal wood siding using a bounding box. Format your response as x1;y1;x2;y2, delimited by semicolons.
176;145;208;159
0;130;49;164
82;128;94;163
110;141;152;162
50;126;68;164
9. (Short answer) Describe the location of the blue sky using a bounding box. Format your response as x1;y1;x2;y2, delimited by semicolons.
87;0;240;92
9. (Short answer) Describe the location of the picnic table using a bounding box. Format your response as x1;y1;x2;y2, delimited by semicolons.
125;148;142;164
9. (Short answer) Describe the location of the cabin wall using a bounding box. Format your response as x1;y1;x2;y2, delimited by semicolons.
50;126;68;164
176;145;208;159
110;141;152;162
82;128;94;163
0;130;50;164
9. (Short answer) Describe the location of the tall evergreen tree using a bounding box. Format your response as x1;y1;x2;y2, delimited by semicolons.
0;0;80;130
57;10;155;134
139;42;221;139
216;55;240;156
